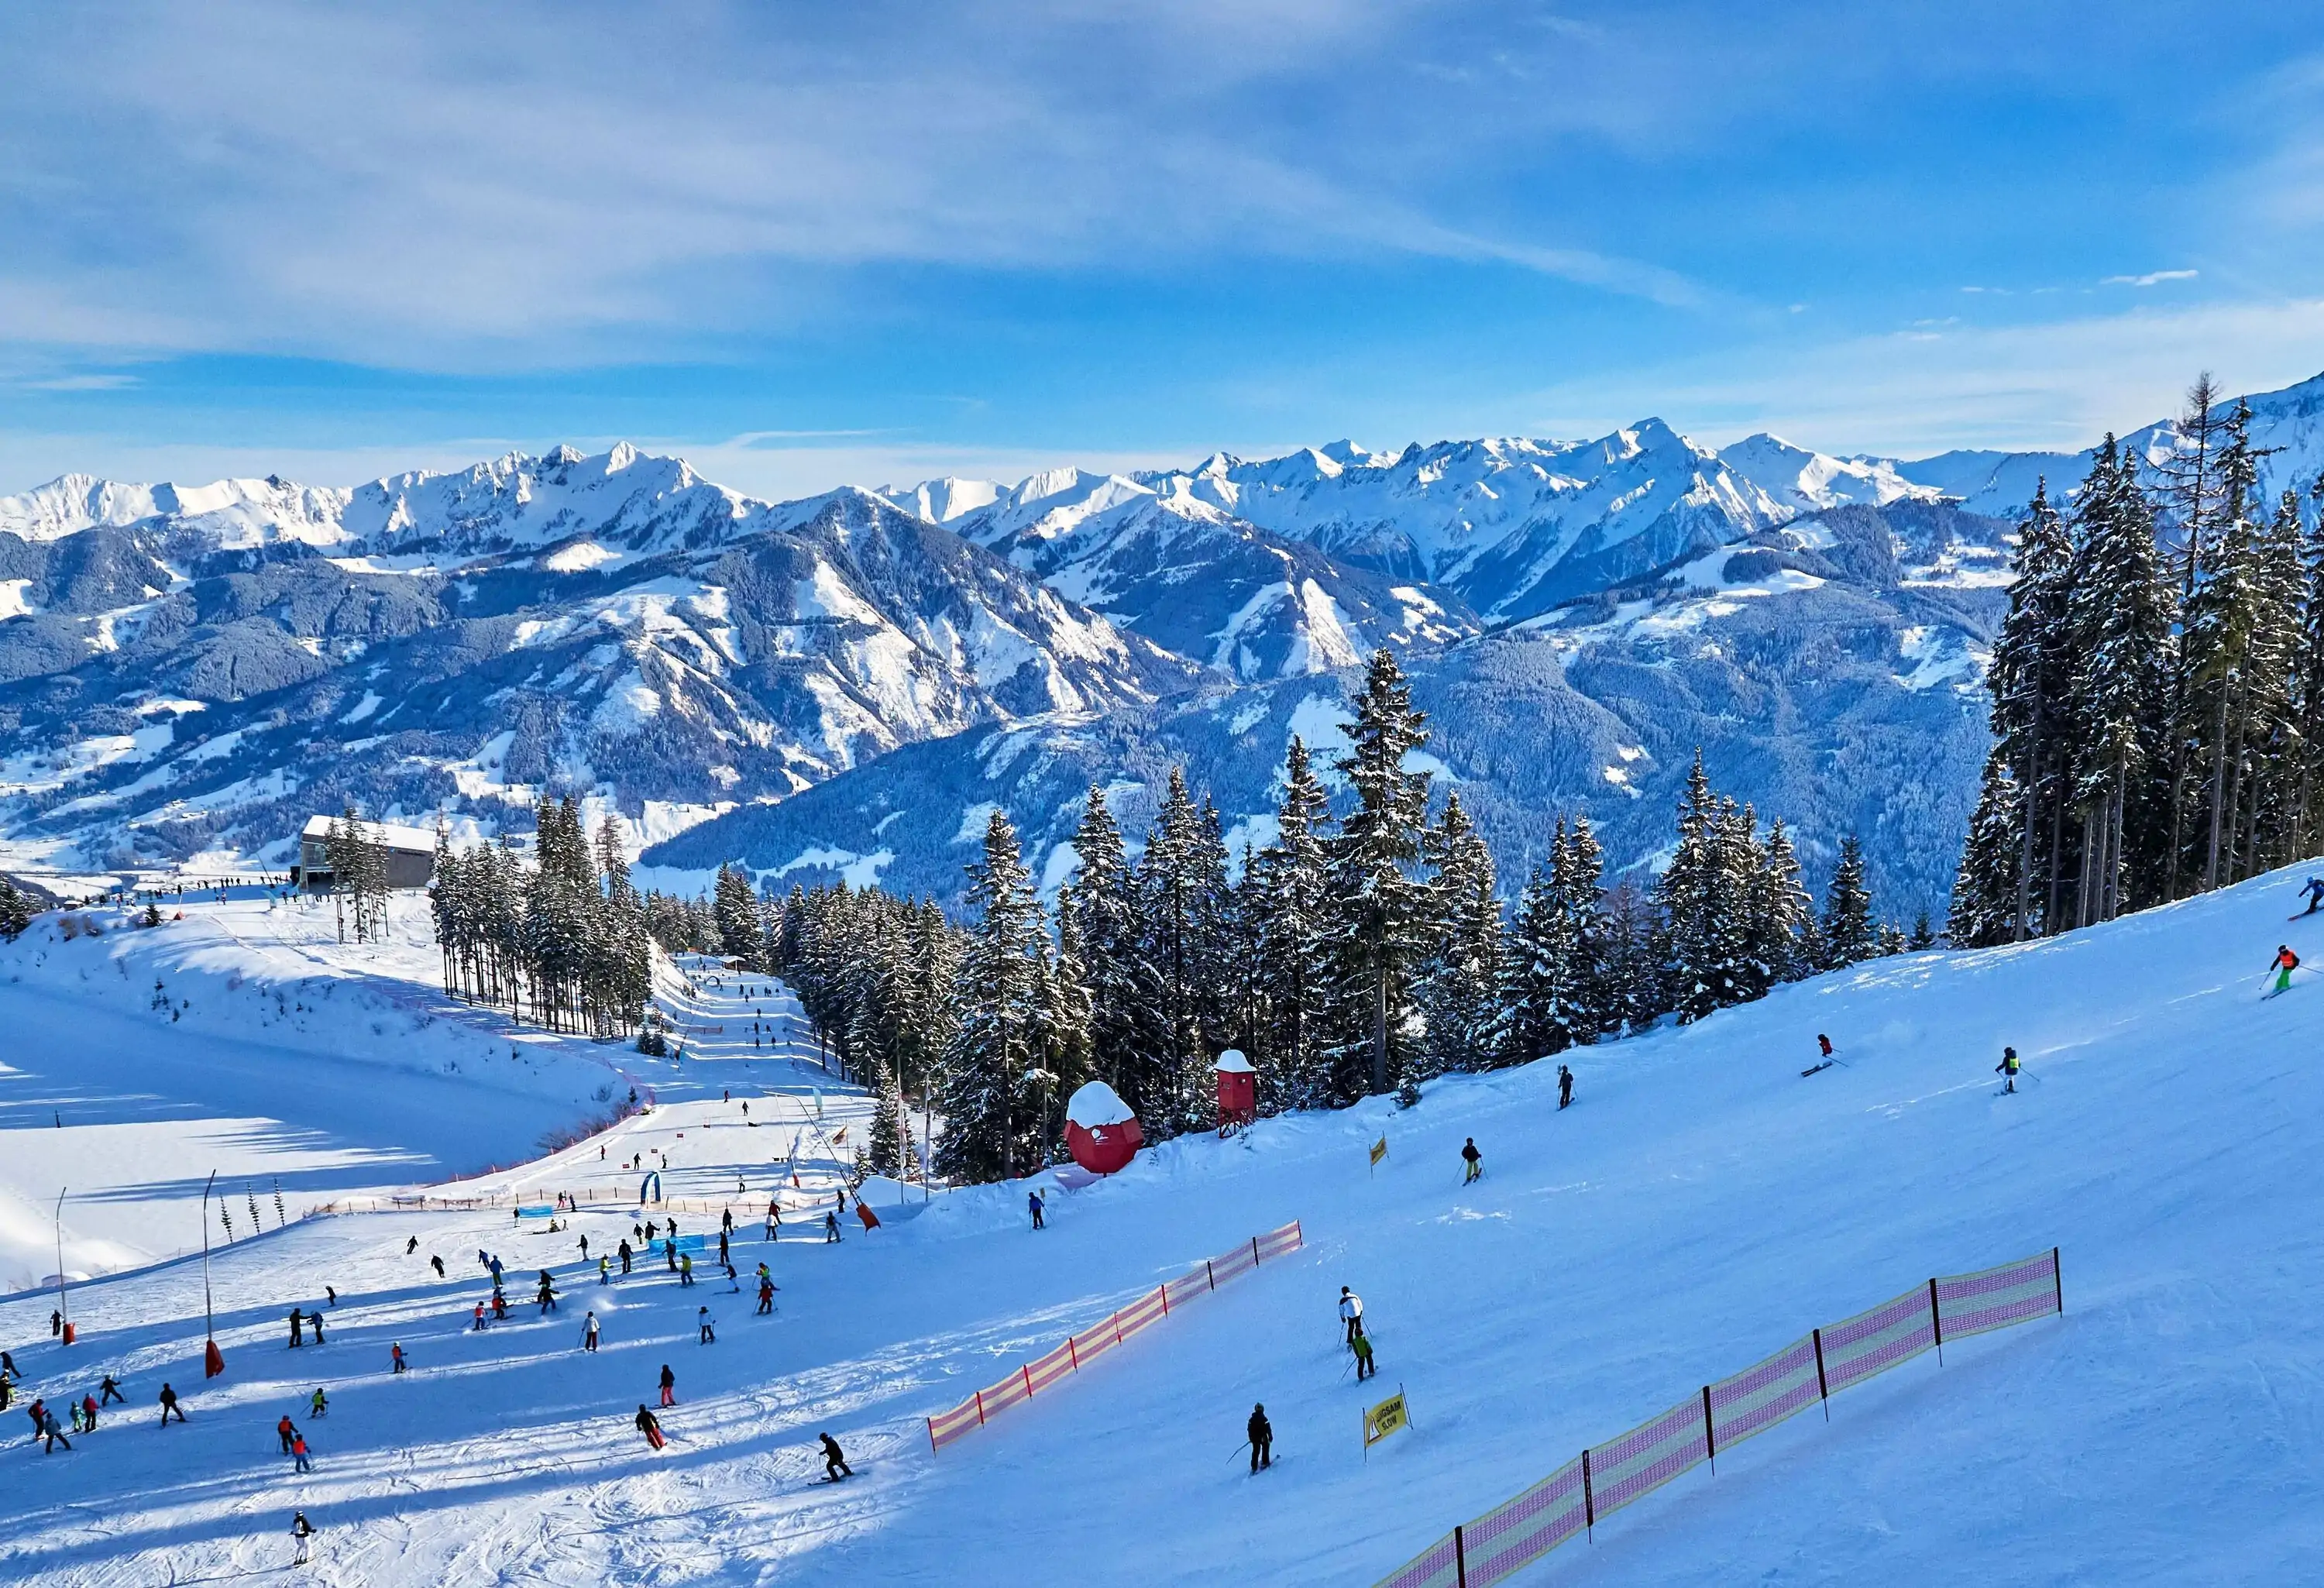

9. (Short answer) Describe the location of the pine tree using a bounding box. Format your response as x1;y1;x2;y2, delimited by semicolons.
1258;737;1336;1109
1745;816;1813;989
1069;785;1164;1125
935;810;1043;1184
713;863;760;965
1415;792;1504;1080
1656;754;1751;1021
1820;834;1878;969
1326;649;1432;1097
1979;476;2077;940
1949;749;2027;947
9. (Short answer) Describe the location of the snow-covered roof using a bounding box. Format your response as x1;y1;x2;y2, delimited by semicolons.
1215;1048;1254;1074
299;814;440;854
1065;1080;1135;1129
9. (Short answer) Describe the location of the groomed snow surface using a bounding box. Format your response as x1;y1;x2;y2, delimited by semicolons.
6;866;2324;1583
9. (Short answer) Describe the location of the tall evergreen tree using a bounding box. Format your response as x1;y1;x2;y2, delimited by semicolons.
1257;737;1336;1109
1820;834;1878;969
1326;649;1432;1097
936;810;1043;1184
1415;792;1504;1082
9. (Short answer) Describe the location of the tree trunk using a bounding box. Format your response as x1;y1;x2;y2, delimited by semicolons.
2204;683;2232;890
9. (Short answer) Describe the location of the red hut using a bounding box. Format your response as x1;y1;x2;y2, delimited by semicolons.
1064;1081;1142;1176
1215;1048;1256;1135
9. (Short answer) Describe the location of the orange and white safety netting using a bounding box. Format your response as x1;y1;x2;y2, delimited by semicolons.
1375;1248;2061;1588
927;1218;1305;1452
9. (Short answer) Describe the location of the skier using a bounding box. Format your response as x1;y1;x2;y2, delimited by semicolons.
51;1309;61;1338
1339;1287;1364;1345
636;1404;666;1451
666;1240;679;1273
698;1306;715;1344
659;1363;676;1407
1996;1047;2022;1094
1558;1065;1574;1109
537;1271;558;1313
310;1388;327;1418
2272;944;2301;995
1353;1329;1378;1380
583;1311;601;1352
1818;1033;1834;1059
431;1255;445;1278
577;1233;590;1261
717;1229;729;1267
820;1431;853;1481
278;1414;297;1453
310;1309;325;1345
721;1208;734;1235
680;1253;695;1287
491;1291;508;1322
390;1343;407;1374
824;1212;841;1244
291;1512;316;1566
42;1407;70;1453
618;1239;633;1276
765;1201;781;1241
1461;1137;1483;1184
325;1285;337;1308
757;1277;777;1315
1029;1190;1045;1232
473;1302;488;1332
69;1400;84;1432
2301;877;2324;916
287;1308;304;1348
407;1236;419;1255
291;1432;312;1473
2;1350;19;1380
598;1256;610;1284
1247;1404;1273;1472
24;1397;42;1441
157;1383;185;1425
489;1255;504;1286
80;1392;98;1431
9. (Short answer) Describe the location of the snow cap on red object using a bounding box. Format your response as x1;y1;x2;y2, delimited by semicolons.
1214;1048;1254;1074
1065;1080;1135;1129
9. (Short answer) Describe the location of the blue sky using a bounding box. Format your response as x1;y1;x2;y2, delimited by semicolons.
4;0;2322;500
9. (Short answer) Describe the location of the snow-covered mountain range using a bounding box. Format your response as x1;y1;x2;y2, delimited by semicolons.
6;370;2323;917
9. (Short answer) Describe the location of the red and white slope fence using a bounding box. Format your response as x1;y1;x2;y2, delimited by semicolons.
928;1219;1305;1453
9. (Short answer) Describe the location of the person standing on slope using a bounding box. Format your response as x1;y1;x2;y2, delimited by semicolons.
99;1373;122;1406
80;1392;98;1432
819;1432;853;1480
1028;1190;1045;1231
1352;1330;1377;1381
1461;1137;1483;1184
2272;944;2301;995
635;1404;666;1451
758;1276;778;1315
1996;1047;2021;1094
582;1311;600;1353
658;1364;676;1407
1558;1065;1574;1109
290;1511;316;1566
1339;1287;1364;1345
390;1343;407;1374
824;1212;841;1244
287;1308;304;1349
697;1306;715;1344
291;1431;312;1473
1246;1404;1273;1472
41;1405;69;1452
157;1383;185;1425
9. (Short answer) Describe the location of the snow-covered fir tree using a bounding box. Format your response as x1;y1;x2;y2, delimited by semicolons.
1820;834;1879;970
1326;648;1432;1099
934;809;1044;1184
1414;792;1504;1082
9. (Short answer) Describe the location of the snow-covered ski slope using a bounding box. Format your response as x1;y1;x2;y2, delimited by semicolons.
0;894;865;1292
8;865;2324;1583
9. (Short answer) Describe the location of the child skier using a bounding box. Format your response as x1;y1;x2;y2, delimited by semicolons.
635;1404;665;1450
390;1343;407;1374
1352;1330;1377;1381
1996;1047;2021;1094
80;1393;97;1431
291;1432;312;1473
820;1431;854;1480
157;1383;185;1425
310;1388;327;1418
1461;1137;1483;1184
1558;1065;1574;1109
2272;944;2301;995
659;1364;676;1407
1029;1190;1045;1231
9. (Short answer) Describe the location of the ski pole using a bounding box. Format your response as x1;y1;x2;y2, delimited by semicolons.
1227;1440;1250;1468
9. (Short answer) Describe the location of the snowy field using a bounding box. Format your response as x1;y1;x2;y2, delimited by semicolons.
3;868;2324;1583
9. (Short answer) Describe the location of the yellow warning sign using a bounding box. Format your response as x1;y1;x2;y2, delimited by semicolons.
1370;1136;1388;1168
1364;1390;1410;1448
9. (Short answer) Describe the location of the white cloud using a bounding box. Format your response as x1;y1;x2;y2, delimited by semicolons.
2102;270;2199;287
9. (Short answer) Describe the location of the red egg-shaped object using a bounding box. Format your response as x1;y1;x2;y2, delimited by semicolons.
1064;1081;1143;1175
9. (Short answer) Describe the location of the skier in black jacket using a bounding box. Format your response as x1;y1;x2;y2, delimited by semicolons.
1247;1404;1272;1471
820;1432;853;1480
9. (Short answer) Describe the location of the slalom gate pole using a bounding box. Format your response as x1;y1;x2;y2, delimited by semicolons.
1583;1449;1596;1540
2053;1246;2064;1314
1702;1384;1716;1473
1929;1277;1944;1366
1453;1524;1468;1588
